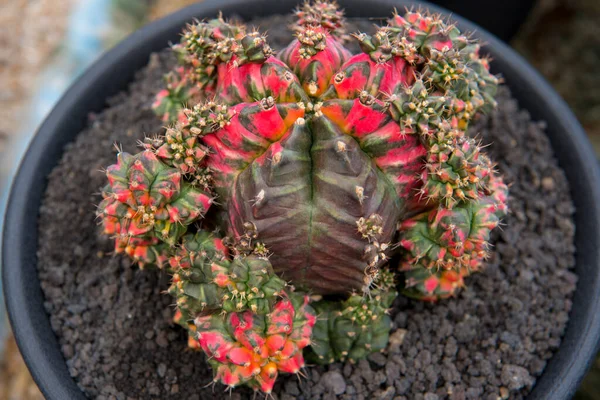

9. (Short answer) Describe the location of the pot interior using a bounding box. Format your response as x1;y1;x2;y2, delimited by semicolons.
3;1;599;399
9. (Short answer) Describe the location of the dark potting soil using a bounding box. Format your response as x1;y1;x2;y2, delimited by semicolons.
37;15;577;400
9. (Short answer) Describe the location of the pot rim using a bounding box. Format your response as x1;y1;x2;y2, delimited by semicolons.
3;1;600;399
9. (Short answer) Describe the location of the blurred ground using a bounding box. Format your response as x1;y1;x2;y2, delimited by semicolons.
0;0;598;398
0;0;74;157
512;0;600;155
0;0;74;398
0;335;44;400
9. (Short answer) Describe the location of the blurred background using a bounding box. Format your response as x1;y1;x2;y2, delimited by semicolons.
0;0;598;398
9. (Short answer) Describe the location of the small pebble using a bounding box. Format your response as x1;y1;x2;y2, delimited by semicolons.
501;365;534;390
321;371;346;395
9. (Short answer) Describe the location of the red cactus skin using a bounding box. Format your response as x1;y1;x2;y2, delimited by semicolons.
402;267;469;302
323;53;414;100
200;98;306;192
97;150;212;267
280;25;352;97
193;292;315;393
214;54;308;105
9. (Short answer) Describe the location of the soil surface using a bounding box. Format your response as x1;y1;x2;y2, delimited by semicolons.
37;15;577;400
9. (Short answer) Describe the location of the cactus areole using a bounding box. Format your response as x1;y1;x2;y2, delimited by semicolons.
96;0;508;393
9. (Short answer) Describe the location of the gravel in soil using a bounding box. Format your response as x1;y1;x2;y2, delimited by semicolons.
37;15;577;400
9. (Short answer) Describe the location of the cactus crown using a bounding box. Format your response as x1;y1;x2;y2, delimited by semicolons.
97;1;507;394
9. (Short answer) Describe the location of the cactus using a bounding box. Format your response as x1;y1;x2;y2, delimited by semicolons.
152;66;202;123
168;230;287;318
96;1;508;394
169;229;315;394
96;150;212;267
190;292;315;393
309;268;397;364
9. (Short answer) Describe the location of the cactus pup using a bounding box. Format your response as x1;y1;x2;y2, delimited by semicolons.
96;0;507;394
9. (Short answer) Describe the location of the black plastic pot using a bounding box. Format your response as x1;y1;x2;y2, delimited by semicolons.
3;1;599;399
429;0;536;42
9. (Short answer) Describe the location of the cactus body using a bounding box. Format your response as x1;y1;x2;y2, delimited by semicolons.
309;269;397;363
96;1;508;394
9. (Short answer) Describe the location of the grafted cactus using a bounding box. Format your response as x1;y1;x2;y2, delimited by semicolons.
96;1;507;394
